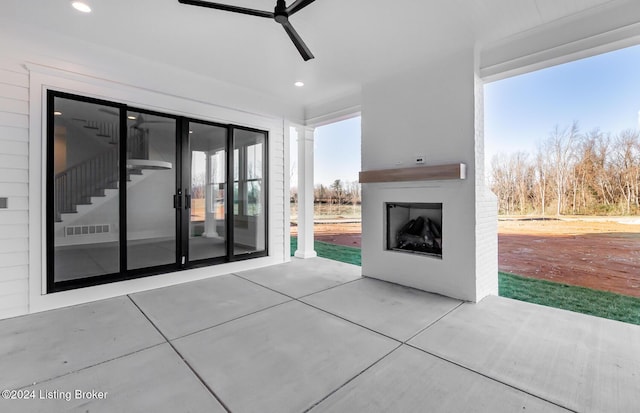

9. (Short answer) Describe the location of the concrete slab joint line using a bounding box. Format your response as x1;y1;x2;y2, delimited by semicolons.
303;343;403;413
407;296;640;413
171;300;399;413
126;295;232;413
1;259;638;412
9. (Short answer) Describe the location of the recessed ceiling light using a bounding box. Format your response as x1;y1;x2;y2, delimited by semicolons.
294;81;305;87
127;115;137;120
54;111;63;116
189;130;193;134
71;1;92;13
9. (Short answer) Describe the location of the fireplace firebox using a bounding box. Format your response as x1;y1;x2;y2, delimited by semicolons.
386;202;442;258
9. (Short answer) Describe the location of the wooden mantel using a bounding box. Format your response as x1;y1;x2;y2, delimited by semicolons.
359;163;466;183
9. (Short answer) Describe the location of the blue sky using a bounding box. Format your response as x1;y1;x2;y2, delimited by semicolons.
291;116;361;187
314;117;361;186
484;44;640;162
294;44;640;187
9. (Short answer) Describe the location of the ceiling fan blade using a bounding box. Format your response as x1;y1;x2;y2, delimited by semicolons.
178;0;274;18
286;0;316;16
280;20;314;61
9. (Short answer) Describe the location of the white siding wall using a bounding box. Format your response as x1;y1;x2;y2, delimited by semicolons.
269;124;287;262
0;50;290;319
0;62;30;318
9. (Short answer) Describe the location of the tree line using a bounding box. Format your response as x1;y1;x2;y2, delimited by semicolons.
490;122;640;216
290;179;361;205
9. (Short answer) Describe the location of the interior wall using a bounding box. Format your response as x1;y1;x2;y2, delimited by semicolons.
61;121;112;169
53;126;67;174
0;26;292;320
126;128;176;241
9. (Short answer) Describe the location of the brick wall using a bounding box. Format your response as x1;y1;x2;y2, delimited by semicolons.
474;72;498;300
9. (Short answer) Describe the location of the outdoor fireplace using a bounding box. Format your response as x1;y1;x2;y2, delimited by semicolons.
361;163;496;301
386;202;442;258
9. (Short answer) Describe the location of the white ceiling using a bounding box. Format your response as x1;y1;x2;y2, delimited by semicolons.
2;0;637;112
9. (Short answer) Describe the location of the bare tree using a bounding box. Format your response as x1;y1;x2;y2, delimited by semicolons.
534;141;551;215
594;133;614;209
489;122;640;216
573;129;605;213
345;181;361;213
192;172;206;199
290;160;298;208
314;184;327;203
491;153;519;214
331;179;344;205
547;122;580;215
611;130;640;214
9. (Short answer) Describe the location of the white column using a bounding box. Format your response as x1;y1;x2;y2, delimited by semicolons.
294;126;317;258
203;151;219;238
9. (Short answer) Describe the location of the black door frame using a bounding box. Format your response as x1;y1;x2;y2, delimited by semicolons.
46;90;268;293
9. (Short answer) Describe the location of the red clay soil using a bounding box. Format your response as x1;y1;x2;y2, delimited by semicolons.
498;219;640;298
292;219;640;298
291;223;363;248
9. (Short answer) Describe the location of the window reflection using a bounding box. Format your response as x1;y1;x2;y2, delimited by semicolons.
189;122;228;261
233;129;266;254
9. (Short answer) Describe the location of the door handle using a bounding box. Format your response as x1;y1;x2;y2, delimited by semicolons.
185;194;191;210
173;194;182;209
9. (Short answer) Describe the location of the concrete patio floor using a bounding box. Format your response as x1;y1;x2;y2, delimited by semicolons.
1;257;639;412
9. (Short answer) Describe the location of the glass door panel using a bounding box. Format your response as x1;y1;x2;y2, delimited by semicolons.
126;110;177;270
48;91;270;292
233;128;266;255
188;122;228;261
51;96;121;283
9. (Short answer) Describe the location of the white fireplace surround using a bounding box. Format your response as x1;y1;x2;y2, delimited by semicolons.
361;179;496;302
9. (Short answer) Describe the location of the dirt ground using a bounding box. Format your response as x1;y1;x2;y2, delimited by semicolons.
291;217;640;297
498;218;640;297
291;222;363;248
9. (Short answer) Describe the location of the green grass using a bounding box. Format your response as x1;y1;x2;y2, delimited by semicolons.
499;272;640;325
291;236;640;325
290;236;361;266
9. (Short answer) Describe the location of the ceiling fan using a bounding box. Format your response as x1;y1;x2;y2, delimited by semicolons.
178;0;316;61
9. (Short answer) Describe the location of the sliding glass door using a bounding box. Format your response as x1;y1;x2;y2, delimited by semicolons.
185;124;268;262
47;91;268;292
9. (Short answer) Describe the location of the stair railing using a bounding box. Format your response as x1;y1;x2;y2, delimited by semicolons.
53;146;119;222
53;127;150;223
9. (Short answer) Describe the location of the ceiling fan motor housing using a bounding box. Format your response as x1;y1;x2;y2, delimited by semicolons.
274;0;288;23
274;13;288;23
